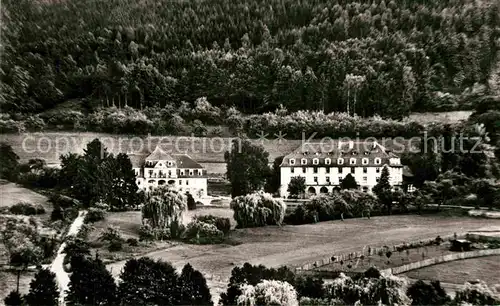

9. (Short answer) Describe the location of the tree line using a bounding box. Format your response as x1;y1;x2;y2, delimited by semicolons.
1;0;499;118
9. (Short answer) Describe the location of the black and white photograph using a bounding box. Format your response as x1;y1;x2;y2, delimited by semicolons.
1;0;500;305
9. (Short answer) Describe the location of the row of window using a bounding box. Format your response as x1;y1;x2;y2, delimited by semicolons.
310;176;381;183
144;169;203;177
289;157;384;166
291;167;382;174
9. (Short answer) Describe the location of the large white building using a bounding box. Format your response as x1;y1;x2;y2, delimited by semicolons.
279;141;403;198
129;147;208;199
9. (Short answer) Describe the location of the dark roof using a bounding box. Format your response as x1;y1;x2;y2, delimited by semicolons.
172;154;203;169
280;141;402;167
145;146;174;161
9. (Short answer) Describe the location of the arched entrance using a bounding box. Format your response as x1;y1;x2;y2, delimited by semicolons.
332;187;341;193
320;186;329;194
307;187;316;195
168;180;175;185
158;180;166;185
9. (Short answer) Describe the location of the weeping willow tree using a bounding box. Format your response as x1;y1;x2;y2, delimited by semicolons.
141;186;187;237
230;192;286;228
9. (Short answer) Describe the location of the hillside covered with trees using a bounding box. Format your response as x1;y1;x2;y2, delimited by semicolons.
1;0;500;120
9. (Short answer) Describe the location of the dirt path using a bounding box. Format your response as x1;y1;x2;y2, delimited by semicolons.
106;215;500;303
50;210;87;305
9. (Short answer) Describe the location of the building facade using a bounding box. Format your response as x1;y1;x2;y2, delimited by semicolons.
129;147;208;199
279;141;403;198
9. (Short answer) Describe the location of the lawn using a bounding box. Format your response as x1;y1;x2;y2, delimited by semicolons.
0;180;52;215
403;255;500;287
103;213;500;302
88;207;237;263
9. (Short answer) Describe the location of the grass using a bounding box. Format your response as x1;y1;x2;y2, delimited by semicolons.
0;180;51;214
88;207;236;263
101;212;500;301
403;255;500;287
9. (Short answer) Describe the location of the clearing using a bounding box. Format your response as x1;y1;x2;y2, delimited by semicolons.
0;180;51;214
407;111;473;124
104;212;500;301
403;255;500;288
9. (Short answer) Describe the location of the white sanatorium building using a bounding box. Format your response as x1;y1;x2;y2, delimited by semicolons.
128;146;208;198
279;141;404;198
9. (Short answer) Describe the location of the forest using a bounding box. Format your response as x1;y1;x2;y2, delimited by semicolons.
1;0;500;119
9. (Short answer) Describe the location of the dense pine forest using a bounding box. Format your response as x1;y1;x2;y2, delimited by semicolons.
1;0;500;120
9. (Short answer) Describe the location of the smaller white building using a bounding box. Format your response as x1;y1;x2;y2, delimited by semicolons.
129;147;208;199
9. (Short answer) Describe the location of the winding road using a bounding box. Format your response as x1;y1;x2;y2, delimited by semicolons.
50;210;87;305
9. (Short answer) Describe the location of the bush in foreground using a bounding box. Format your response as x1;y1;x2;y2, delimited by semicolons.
407;280;450;305
4;290;23;306
194;215;231;234
84;207;106;223
9;202;45;215
25;268;59;306
454;280;500;305
237;279;299;306
230;192;286;228
183;220;224;244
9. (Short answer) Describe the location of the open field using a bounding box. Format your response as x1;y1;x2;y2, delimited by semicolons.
0;180;51;213
105;212;500;301
403;255;500;287
407;111;473;124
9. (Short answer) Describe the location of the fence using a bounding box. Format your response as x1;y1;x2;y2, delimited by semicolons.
380;248;500;275
295;234;456;272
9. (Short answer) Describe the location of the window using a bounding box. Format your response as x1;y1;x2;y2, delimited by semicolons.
302;167;306;173
198;169;202;175
325;158;331;165
158;163;162;167
337;158;344;165
363;167;367;174
326;177;330;183
376;177;380;182
326;167;330;174
375;158;381;165
338;166;343;173
186;180;189;185
338;176;343;183
314;176;318;183
189;170;193;176
363;176;367;182
168;170;172;176
350;158;356;165
376;168;380;173
167;161;173;166
179;180;182;185
180;170;185;175
313;158;319;165
301;158;307;165
313;167;318;174
149;170;153;177
289;158;295;165
291;167;295;173
362;158;369;165
351;167;355;174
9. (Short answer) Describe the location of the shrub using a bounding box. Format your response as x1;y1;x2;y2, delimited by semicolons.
454;280;500;305
0;118;26;133
77;223;94;240
208;126;224;137
192;119;208;137
4;290;23;306
237;280;299;306
126;238;139;246
84;208;106;223
407;280;450;305
183;220;224;244
9;202;45;215
99;226;123;244
295;276;325;299
138;224;156;242
24;115;46;131
230;192;286;228
194;215;231;234
220;263;296;306
108;240;123;252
